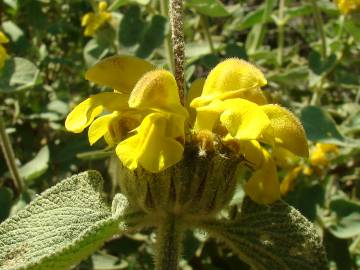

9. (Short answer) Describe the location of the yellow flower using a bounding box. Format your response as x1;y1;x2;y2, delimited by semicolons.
279;143;339;195
66;56;308;205
0;31;9;70
81;1;112;37
310;143;339;167
335;0;360;14
189;58;308;204
66;55;187;173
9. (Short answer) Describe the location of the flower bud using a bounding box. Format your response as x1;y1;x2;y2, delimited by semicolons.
118;143;241;218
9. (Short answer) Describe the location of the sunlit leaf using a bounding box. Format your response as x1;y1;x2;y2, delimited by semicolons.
328;198;360;239
0;57;40;92
0;171;120;270
18;146;50;183
300;106;344;144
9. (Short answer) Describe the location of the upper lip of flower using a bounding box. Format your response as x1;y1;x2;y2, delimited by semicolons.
65;55;309;204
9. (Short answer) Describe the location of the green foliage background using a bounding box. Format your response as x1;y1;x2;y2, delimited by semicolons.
0;0;360;269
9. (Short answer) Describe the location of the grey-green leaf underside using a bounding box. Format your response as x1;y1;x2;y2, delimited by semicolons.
201;198;328;270
0;171;120;270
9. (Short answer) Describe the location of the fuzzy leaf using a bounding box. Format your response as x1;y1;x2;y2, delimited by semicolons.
0;171;120;270
200;198;328;270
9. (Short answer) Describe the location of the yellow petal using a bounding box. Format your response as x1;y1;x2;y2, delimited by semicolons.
317;143;339;154
335;0;360;14
116;113;183;172
98;1;108;11
0;45;8;69
187;78;205;124
81;13;91;26
310;148;328;167
280;166;303;195
129;69;188;116
187;78;205;106
193;109;219;132
261;104;308;157
103;131;115;146
302;165;313;176
85;55;155;92
272;146;299;168
88;113;115;145
0;32;9;44
166;113;186;140
219;99;270;141
190;58;267;108
239;140;264;169
244;148;281;205
65;92;129;133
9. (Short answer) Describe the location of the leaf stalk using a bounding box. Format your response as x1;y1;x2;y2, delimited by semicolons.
0;116;24;193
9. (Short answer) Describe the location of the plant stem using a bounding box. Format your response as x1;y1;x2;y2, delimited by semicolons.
310;15;345;105
200;15;215;54
155;214;183;270
310;0;327;58
251;0;274;52
0;116;24;193
169;0;185;105
160;0;175;73
277;0;286;66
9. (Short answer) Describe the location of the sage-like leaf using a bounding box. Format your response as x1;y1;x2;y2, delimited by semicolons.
200;198;328;270
0;171;120;270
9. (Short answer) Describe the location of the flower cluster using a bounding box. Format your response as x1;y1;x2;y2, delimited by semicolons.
81;1;112;37
66;56;308;205
188;59;308;204
0;31;9;69
335;0;360;14
66;56;187;173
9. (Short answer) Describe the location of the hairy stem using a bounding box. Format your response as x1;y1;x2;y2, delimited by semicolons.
277;0;286;66
310;0;327;58
160;0;175;73
155;214;183;270
169;0;185;105
0;116;24;193
200;15;215;54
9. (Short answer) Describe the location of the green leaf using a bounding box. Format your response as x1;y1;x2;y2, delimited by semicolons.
237;8;267;31
200;198;328;270
300;106;344;143
286;4;313;19
1;21;24;42
224;43;247;59
344;19;360;43
18;146;49;183
83;39;109;67
136;15;167;58
118;5;146;47
309;51;337;75
0;57;40;92
324;231;352;270
186;0;230;17
268;66;308;87
328;198;360;239
0;171;120;270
